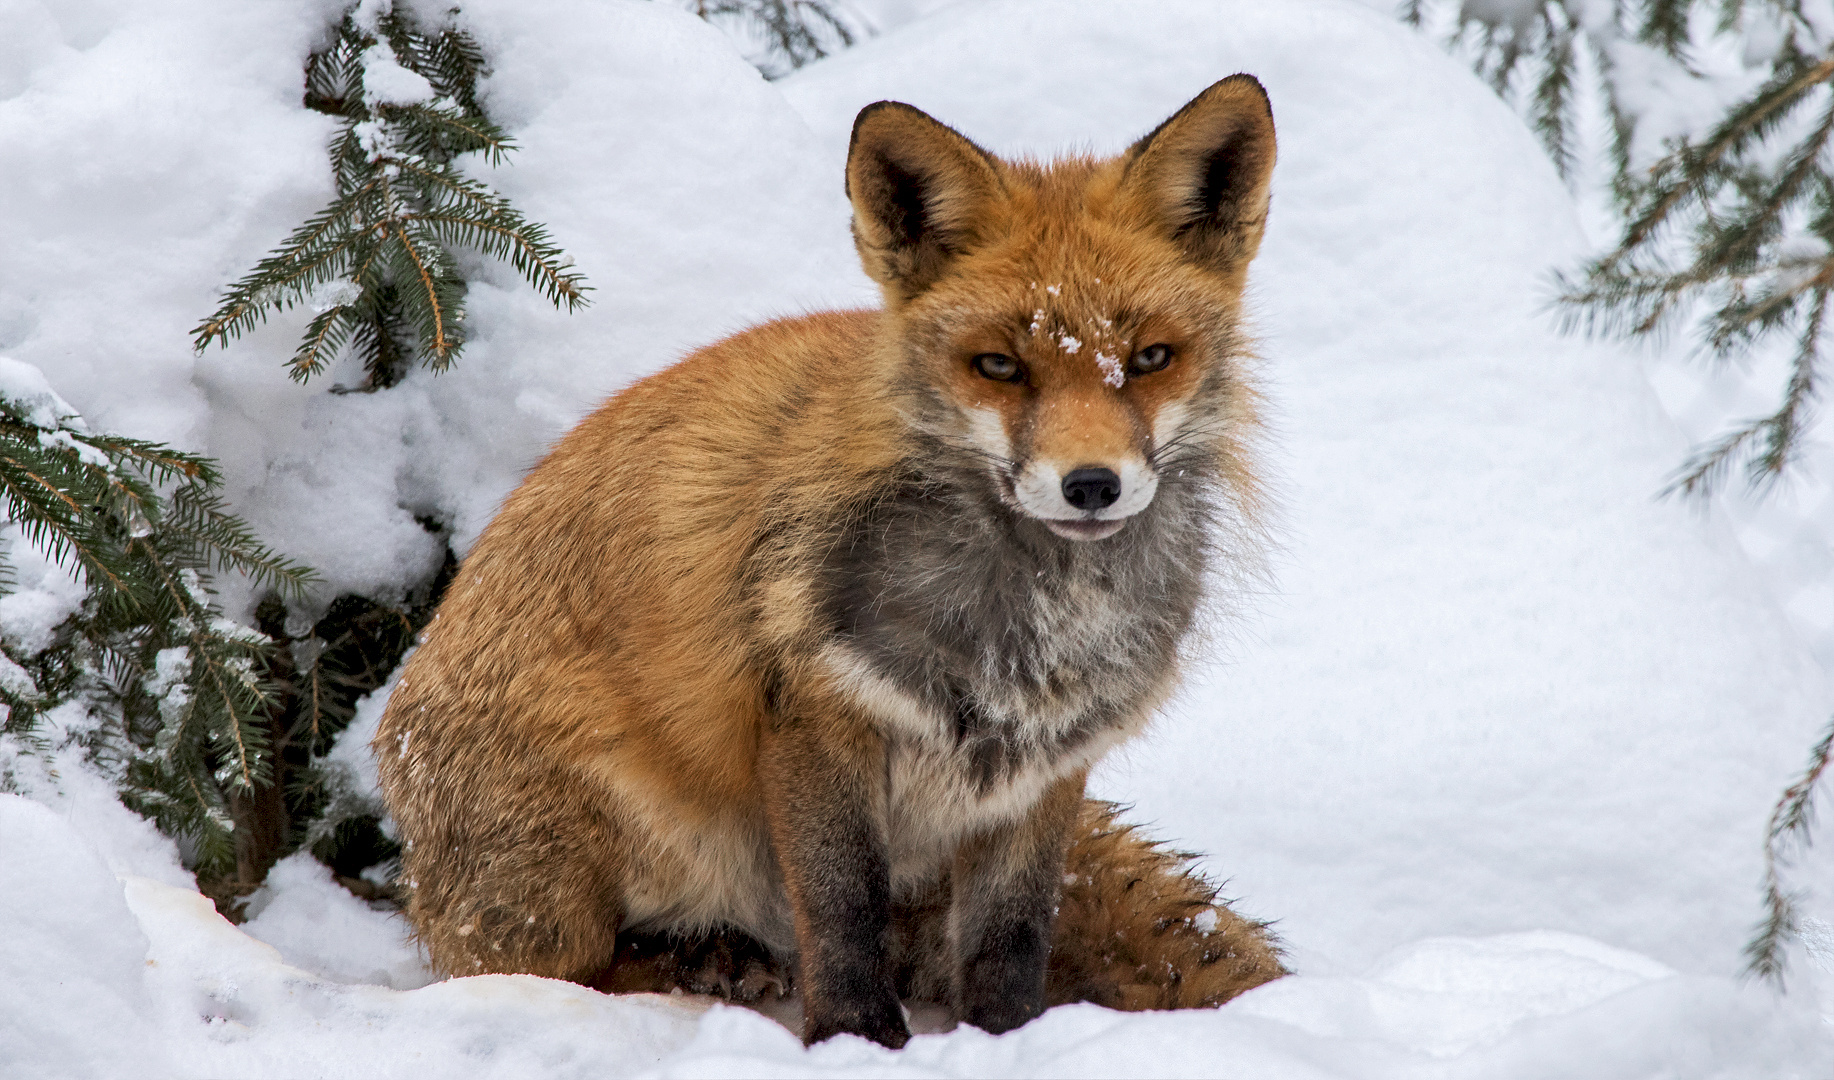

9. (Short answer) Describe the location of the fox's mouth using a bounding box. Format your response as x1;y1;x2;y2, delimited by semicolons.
1043;517;1127;542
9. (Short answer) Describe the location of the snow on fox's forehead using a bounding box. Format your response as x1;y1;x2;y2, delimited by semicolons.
1024;281;1131;389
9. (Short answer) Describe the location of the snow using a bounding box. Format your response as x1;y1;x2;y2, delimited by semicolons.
0;523;86;655
0;354;85;432
240;852;435;989
3;0;1833;1075
358;42;436;107
0;796;169;1080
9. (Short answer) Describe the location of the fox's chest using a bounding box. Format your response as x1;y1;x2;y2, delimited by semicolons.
817;573;1167;892
812;482;1202;886
818;480;1200;730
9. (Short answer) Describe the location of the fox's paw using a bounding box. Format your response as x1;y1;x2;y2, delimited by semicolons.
960;996;1041;1036
677;931;790;1002
803;990;910;1049
588;926;791;1001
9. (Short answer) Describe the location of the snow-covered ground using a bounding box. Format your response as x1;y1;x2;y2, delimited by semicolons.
3;0;1832;1075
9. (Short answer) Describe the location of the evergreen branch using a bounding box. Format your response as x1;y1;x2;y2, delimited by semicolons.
201;3;586;384
290;306;360;381
77;435;213;487
421;25;487;111
389;157;509;216
1746;715;1834;986
138;547;270;794
0;453;130;594
1664;285;1826;496
1687;99;1834;284
1707;260;1832;354
191;182;381;351
1639;0;1694;53
1663;416;1773;498
1748;286;1825;483
386;214;463;368
408;211;591;309
1531;19;1580;180
383;103;515;165
162;484;319;599
1616;54;1834;257
693;0;861;77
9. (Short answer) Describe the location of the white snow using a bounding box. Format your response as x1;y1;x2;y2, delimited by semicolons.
358;42;436;107
3;0;1833;1075
0;354;84;429
240;852;435;989
0;522;88;654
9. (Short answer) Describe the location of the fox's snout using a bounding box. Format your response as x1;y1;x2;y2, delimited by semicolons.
1011;455;1161;540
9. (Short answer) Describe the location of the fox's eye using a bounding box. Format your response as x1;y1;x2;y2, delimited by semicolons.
1131;344;1173;375
973;353;1023;382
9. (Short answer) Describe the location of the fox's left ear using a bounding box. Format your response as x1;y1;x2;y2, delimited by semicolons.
1120;75;1277;283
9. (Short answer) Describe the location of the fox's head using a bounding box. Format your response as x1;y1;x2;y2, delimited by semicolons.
846;78;1275;542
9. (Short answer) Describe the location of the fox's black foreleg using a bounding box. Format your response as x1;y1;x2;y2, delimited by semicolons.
759;707;910;1049
949;772;1084;1034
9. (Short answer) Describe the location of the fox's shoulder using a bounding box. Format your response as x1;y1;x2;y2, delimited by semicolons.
513;308;897;528
622;308;882;407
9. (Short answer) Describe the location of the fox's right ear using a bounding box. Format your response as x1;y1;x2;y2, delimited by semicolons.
846;101;1004;303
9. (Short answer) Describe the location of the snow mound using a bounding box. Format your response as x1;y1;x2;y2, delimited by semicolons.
241;852;432;989
0;794;169;1079
6;794;1815;1080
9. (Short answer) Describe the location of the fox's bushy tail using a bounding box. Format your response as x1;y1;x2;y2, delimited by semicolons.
1047;799;1285;1009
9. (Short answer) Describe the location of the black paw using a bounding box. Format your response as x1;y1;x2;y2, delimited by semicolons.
960;996;1042;1036
803;991;911;1049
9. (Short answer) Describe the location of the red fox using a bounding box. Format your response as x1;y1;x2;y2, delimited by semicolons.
375;75;1283;1047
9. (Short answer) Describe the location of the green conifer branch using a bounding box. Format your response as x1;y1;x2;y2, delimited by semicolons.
692;0;862;78
196;3;588;390
0;373;314;879
382;103;514;165
1531;20;1581;181
1747;715;1834;984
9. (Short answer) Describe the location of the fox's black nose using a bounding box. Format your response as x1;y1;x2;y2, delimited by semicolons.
1062;468;1122;511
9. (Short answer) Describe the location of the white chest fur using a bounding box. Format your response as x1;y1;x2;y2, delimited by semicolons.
818;641;1147;895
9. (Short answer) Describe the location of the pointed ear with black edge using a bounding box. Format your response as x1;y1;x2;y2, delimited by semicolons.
1120;75;1277;284
845;101;1004;303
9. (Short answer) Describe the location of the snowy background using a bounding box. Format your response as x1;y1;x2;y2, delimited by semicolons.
3;0;1833;1075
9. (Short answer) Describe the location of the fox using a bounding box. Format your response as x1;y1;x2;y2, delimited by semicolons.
374;75;1284;1048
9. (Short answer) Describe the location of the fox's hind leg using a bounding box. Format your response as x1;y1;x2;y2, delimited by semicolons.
1047;799;1286;1009
391;762;626;982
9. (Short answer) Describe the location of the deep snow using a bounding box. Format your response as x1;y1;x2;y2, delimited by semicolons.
2;0;1832;1076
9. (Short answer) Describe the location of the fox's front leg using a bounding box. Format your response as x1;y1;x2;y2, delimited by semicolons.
759;707;909;1049
949;772;1085;1034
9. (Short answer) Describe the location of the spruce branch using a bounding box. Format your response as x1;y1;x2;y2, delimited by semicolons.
0;370;314;878
1417;0;1834;990
1484;3;1834;499
1747;716;1834;985
196;3;589;389
690;0;864;79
